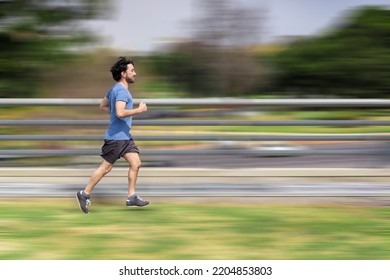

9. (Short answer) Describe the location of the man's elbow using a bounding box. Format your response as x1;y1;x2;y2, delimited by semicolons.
116;111;126;118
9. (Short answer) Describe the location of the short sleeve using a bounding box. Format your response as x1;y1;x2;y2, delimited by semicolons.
116;88;129;103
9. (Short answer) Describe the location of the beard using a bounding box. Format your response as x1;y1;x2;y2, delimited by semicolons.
126;76;135;84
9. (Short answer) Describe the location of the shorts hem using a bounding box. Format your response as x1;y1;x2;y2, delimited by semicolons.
100;139;139;164
100;155;116;164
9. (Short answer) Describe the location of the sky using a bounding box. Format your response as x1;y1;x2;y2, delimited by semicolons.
88;0;389;52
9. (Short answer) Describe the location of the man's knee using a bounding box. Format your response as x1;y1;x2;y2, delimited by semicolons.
124;153;141;170
100;162;113;174
105;165;113;174
130;159;141;170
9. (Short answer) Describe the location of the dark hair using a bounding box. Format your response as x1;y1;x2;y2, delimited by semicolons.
110;56;134;81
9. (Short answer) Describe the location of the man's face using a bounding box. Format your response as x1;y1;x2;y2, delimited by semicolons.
123;63;136;83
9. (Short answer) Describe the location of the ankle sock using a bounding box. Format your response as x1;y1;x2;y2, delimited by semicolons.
82;191;90;200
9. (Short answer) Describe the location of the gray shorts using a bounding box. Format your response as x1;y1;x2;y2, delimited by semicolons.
100;139;139;164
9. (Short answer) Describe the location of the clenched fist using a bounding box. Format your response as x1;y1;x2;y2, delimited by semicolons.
138;101;147;112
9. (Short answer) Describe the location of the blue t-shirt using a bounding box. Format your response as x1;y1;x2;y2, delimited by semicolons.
104;83;133;140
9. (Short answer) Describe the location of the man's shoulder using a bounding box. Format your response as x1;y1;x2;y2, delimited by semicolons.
110;83;129;92
107;83;130;99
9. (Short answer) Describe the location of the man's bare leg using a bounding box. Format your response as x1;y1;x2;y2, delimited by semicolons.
123;152;141;197
84;159;113;195
123;152;150;207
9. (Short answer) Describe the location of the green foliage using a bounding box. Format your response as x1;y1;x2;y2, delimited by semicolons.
147;43;215;95
148;42;264;97
272;6;390;98
0;0;110;98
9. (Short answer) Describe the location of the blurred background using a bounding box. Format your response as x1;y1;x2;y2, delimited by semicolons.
1;0;390;261
0;0;390;169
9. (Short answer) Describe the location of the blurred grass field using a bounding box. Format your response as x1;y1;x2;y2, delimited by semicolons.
0;199;389;260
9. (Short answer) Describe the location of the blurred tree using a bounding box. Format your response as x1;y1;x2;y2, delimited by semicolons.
272;6;390;98
148;42;215;94
194;0;263;48
149;0;265;97
0;0;110;98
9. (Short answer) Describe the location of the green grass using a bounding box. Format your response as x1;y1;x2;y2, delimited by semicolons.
0;199;389;260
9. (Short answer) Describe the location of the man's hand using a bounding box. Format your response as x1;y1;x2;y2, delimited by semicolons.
138;101;147;113
100;97;110;113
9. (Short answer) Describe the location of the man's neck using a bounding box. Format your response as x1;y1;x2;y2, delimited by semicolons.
118;80;128;88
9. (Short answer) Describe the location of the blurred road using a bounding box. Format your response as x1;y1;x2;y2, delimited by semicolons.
1;181;389;198
0;141;389;203
0;168;389;204
142;141;390;168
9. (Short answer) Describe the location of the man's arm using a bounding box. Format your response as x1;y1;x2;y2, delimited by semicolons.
115;101;147;118
100;97;110;113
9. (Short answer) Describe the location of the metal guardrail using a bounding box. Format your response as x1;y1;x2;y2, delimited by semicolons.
1;119;390;126
1;98;390;157
1;134;390;141
1;98;390;107
0;149;384;156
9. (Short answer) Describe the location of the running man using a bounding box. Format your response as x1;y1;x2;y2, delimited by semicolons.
76;56;150;213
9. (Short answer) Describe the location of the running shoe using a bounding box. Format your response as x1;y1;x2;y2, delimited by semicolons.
126;195;150;207
76;191;91;214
